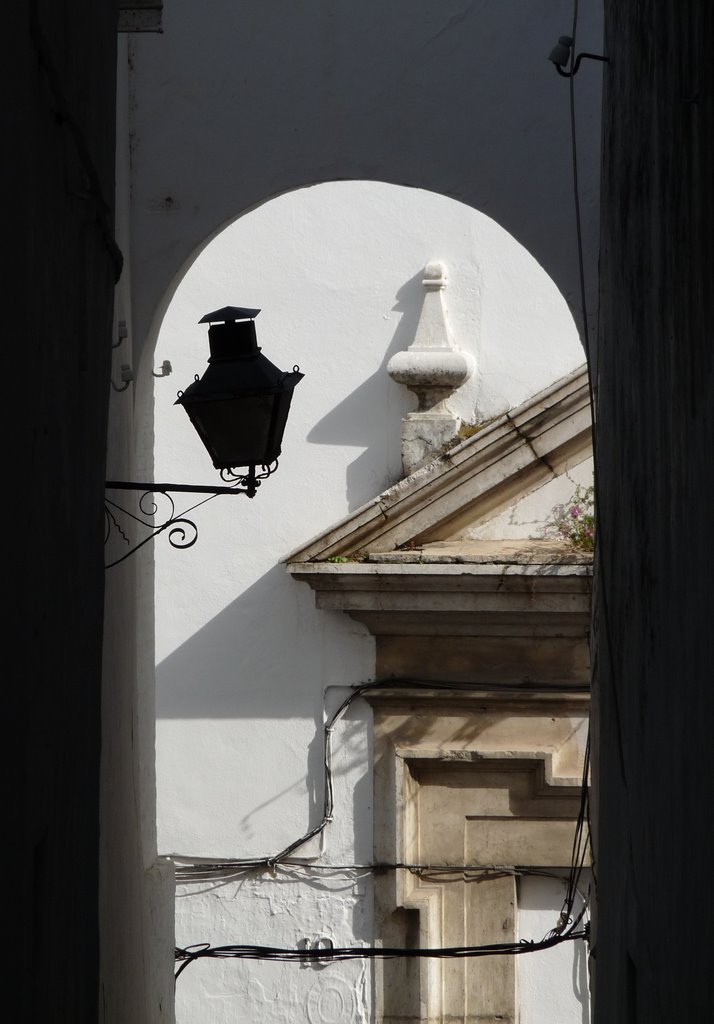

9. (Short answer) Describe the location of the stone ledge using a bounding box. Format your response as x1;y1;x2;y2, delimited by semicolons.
364;538;592;565
284;365;591;562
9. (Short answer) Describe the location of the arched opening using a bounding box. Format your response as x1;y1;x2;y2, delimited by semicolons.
153;180;586;511
150;180;592;1024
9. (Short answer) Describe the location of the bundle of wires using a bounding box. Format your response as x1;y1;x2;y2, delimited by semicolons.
175;923;589;980
170;0;604;991
173;678;592;980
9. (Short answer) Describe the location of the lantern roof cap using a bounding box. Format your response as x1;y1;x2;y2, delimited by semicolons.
198;306;261;324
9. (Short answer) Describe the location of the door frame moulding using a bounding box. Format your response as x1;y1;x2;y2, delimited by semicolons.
367;687;590;1024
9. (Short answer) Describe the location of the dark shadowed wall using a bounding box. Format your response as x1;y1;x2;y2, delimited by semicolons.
8;2;118;1021
593;1;713;1019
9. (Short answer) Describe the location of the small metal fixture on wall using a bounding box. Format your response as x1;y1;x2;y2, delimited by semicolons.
105;307;303;568
548;35;609;77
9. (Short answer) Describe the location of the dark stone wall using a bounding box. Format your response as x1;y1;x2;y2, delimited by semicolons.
593;1;713;1019
7;3;118;1021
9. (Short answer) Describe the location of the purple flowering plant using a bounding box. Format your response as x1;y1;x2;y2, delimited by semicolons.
547;483;595;552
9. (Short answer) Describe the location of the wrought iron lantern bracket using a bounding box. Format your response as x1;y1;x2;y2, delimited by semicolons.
104;305;303;569
104;463;276;569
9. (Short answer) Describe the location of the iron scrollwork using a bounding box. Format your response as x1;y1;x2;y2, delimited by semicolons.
104;463;278;569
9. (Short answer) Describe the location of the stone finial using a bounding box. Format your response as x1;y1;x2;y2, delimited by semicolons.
387;262;475;475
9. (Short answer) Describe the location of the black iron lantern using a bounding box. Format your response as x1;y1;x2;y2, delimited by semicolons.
105;305;303;568
175;306;304;474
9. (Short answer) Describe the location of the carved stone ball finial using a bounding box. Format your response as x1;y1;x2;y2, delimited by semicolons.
387;262;476;475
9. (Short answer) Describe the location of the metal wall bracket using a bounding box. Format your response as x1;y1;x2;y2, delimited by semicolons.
554;52;609;77
549;36;609;77
104;464;276;568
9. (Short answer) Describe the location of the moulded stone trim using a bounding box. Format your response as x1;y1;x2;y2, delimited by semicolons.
287;558;592;643
369;690;590;1024
283;365;591;563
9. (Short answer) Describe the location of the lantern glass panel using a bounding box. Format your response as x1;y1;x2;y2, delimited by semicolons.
187;394;276;468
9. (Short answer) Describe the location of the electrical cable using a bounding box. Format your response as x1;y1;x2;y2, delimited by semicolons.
172;11;607;970
172;677;592;980
175;923;589;981
562;2;627;922
568;0;625;793
548;723;592;939
171;678;590;880
175;861;592;901
172;676;592;947
174;871;589;979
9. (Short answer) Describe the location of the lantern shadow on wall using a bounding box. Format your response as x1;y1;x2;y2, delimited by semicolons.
105;307;303;568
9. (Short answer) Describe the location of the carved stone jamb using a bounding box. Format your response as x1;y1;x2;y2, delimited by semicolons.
388;262;475;476
367;689;591;1024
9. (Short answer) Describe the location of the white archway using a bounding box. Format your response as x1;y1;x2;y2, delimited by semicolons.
151;180;590;1024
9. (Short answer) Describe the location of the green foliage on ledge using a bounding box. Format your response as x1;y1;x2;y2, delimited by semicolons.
547;484;595;552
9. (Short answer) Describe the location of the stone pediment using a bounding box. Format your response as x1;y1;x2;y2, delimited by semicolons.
286;365;592;562
286;366;593;667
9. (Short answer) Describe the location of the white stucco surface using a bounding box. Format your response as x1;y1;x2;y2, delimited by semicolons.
463;456;594;540
154;180;591;1022
154;180;585;842
518;873;592;1024
129;0;604;373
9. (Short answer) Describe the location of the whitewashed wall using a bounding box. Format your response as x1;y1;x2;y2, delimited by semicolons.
128;1;604;379
153;181;591;1023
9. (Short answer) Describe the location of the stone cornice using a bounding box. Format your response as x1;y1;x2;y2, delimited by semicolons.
284;365;591;562
287;558;591;638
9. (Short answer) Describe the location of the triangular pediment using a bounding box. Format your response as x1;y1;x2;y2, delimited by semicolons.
285;365;592;565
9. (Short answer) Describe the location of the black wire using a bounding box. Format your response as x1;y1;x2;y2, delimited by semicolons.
550;723;592;938
563;0;626;914
174;925;589;980
568;0;626;790
172;24;604;942
174;861;592;897
173;677;592;981
172;678;591;878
